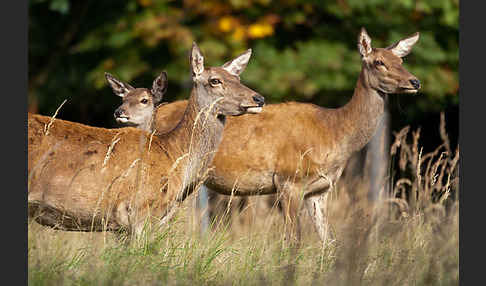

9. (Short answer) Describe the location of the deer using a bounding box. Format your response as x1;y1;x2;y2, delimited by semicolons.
106;71;216;231
106;71;168;133
27;42;265;239
109;28;421;246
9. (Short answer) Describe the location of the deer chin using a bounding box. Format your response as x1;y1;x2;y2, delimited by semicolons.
116;117;130;123
401;88;418;94
245;106;263;113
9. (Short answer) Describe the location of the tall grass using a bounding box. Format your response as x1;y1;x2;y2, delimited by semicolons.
28;114;459;285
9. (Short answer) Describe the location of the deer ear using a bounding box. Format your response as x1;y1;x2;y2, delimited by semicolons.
358;27;372;58
386;32;420;58
190;42;205;77
105;72;134;98
151;71;168;104
222;49;252;76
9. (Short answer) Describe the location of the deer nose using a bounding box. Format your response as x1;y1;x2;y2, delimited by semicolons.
114;108;124;118
410;79;420;89
252;94;265;106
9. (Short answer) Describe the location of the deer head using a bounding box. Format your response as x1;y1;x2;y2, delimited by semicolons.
190;42;265;116
358;27;420;94
107;72;168;127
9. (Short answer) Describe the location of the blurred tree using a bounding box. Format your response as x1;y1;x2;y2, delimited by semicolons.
28;0;458;151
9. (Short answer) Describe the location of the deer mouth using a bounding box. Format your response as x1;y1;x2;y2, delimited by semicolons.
242;106;263;113
400;87;419;94
115;116;130;123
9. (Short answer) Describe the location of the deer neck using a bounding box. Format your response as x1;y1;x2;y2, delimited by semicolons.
158;85;226;195
336;68;385;155
140;113;155;133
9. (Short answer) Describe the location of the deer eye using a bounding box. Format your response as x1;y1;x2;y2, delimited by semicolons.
374;60;385;66
209;78;222;86
140;98;149;104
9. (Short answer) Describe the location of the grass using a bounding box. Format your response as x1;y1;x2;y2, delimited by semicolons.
28;116;459;285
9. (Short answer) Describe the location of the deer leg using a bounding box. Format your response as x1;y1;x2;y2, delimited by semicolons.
158;202;180;227
197;184;210;234
275;181;302;285
276;180;302;247
304;190;331;246
129;210;151;243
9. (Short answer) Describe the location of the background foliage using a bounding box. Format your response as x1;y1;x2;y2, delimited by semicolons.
28;0;459;152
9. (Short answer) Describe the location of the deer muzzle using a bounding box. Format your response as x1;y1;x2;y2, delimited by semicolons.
114;107;130;123
409;79;420;90
399;78;421;94
243;94;265;113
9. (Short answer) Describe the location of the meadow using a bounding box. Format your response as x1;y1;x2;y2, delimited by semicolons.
28;115;459;286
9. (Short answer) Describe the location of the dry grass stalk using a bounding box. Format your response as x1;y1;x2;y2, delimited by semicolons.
101;133;121;172
388;112;459;220
44;99;67;136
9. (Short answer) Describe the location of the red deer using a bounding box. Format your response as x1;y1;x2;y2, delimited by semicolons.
107;71;214;231
28;42;265;239
112;28;421;245
107;71;168;132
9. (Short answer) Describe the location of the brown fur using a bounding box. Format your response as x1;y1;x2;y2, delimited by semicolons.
153;100;187;134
